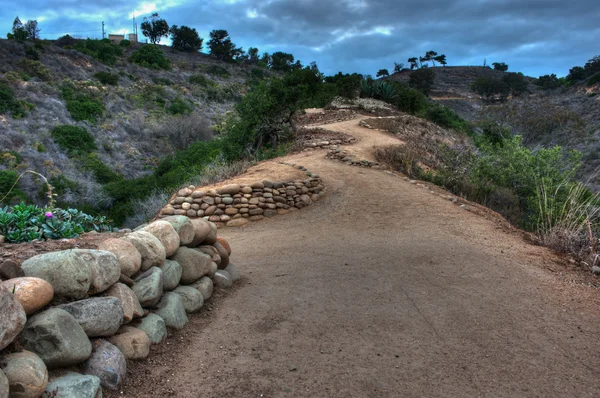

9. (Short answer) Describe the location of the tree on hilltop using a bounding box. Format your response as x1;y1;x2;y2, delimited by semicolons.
24;20;40;40
208;30;242;62
492;62;509;72
376;69;389;77
408;57;419;70
270;52;296;72
141;13;169;44
11;17;28;42
169;25;203;52
434;54;447;66
424;50;438;66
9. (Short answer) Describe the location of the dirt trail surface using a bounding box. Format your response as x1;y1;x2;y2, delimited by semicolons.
114;114;600;398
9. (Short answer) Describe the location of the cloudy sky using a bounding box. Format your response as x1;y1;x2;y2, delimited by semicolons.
0;0;598;77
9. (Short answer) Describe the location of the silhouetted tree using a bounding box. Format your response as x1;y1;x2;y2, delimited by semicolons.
24;20;40;40
434;54;447;66
208;30;241;62
424;50;438;66
270;51;296;72
141;13;169;44
408;57;419;70
393;62;404;73
377;69;390;77
11;17;27;42
169;25;203;52
492;62;509;72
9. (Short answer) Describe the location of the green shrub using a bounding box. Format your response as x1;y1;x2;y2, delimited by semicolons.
35;142;46;152
471;76;509;102
587;72;600;86
0;170;24;204
119;39;131;47
0;81;17;114
189;74;213;87
48;175;79;196
25;46;40;60
18;59;51;81
51;125;97;154
61;84;104;122
93;71;119;86
152;76;173;86
0;203;114;243
421;104;470;132
80;153;122;183
359;80;398;102
56;34;77;47
204;64;229;78
250;67;267;80
167;98;193;115
75;39;123;66
130;45;170;70
409;68;435;95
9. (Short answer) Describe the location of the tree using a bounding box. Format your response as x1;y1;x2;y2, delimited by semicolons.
409;68;435;95
376;69;390;78
24;20;40;40
492;62;509;72
169;25;203;52
471;76;510;101
537;74;560;89
11;17;27;42
408;57;419;70
270;52;295;72
424;50;438;66
434;54;447;66
248;47;259;64
140;13;169;44
393;62;404;73
419;56;427;68
208;30;241;62
502;72;528;97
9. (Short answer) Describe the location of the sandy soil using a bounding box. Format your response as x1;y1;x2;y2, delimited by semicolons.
107;114;600;397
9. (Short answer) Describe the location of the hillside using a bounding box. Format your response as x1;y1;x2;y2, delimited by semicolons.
0;38;267;212
387;66;600;191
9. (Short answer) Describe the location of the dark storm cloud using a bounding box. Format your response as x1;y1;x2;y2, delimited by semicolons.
0;0;597;77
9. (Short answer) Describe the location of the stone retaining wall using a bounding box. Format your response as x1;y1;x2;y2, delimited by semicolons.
0;216;238;397
159;165;325;228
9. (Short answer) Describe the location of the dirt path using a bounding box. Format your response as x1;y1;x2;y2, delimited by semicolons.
116;115;600;397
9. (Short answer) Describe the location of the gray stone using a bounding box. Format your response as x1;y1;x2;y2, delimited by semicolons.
132;314;167;344
160;216;195;246
264;209;278;217
104;283;143;323
0;284;27;350
187;218;213;247
212;242;230;269
217;184;241;195
0;369;8;398
0;259;24;280
82;339;126;391
170;247;212;284
154;293;188;330
132;267;164;308
160;260;182;291
44;372;102;398
593;266;600;276
195;246;221;266
224;263;240;282
213;270;233;289
56;297;123;337
173;286;204;313
20;308;92;369
96;238;142;277
121;231;166;271
21;250;93;299
1;350;48;398
87;251;121;295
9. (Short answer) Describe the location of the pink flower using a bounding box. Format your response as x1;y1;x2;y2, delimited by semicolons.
45;212;53;219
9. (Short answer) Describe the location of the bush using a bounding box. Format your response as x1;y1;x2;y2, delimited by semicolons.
204;65;229;78
189;74;213;87
587;72;600;86
502;72;528;96
61;84;105;123
75;39;123;66
537;74;561;90
359;80;398;102
409;68;435;95
0;170;25;204
93;71;120;86
80;153;122;183
51;125;97;154
471;76;509;102
119;39;131;47
18;59;51;81
0;81;17;114
130;45;170;70
0;203;114;243
56;34;77;47
421;104;470;132
167;98;193;115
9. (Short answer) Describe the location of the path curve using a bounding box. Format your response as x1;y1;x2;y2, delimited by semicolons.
116;115;600;398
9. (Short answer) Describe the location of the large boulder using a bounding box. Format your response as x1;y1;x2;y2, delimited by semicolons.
0;259;24;280
1;277;54;315
56;298;123;337
143;221;180;257
104;283;143;323
132;314;167;344
190;276;213;301
170;247;212;284
154;293;188;330
216;237;232;255
195;246;221;267
173;286;204;313
160;260;182;291
224;263;240;282
201;221;218;245
82;339;126;391
87;251;120;295
19;308;92;369
121;231;166;271
0;350;48;398
97;238;142;277
161;216;195;246
217;184;240;195
0;284;27;350
107;326;150;360
44;372;102;398
132;267;164;308
0;369;8;398
212;242;230;269
187;219;213;247
21;250;93;299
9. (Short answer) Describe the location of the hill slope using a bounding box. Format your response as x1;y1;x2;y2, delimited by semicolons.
0;38;266;208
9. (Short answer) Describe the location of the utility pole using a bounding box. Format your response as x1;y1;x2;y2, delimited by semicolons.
102;21;105;39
